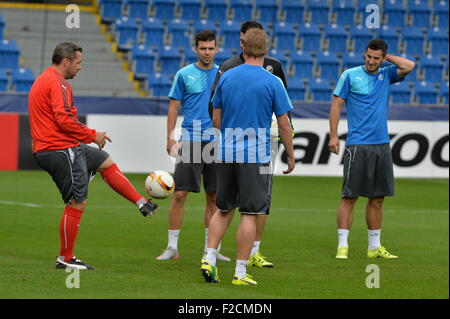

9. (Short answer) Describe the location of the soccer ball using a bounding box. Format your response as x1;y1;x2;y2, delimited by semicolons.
145;170;175;199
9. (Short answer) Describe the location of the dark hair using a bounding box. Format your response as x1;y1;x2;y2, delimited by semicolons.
240;21;263;34
52;42;82;65
195;30;216;47
366;38;388;56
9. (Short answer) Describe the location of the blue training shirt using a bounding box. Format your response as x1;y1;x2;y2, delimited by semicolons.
169;63;218;141
212;64;293;163
333;65;404;145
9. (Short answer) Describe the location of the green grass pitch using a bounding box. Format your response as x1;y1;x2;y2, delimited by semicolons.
0;170;447;299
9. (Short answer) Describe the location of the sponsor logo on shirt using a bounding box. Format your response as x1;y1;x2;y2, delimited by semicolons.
265;65;274;73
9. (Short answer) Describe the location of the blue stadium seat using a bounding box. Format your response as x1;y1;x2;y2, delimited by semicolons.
204;0;228;21
194;20;217;35
434;0;449;28
281;0;304;24
342;52;364;70
132;44;156;80
184;46;198;65
148;73;172;97
115;17;139;51
142;18;165;47
376;25;399;54
420;54;444;83
298;23;321;52
291;50;314;79
0;39;20;69
317;51;340;80
100;0;123;23
0;14;4;40
0;68;8;91
153;0;176;20
408;0;431;28
309;78;332;102
440;82;448;104
427;27;448;56
220;20;241;50
333;0;355;25
159;46;182;74
384;0;406;27
325;24;347;53
308;0;329;24
390;81;411;104
350;24;374;51
11;68;35;92
273;22;296;51
125;0;149;21
269;49;289;71
168;19;191;48
230;0;254;21
256;0;278;23
179;0;202;21
260;22;273;39
444;56;449;80
414;81;438;104
286;77;306;101
402;26;425;55
214;48;233;66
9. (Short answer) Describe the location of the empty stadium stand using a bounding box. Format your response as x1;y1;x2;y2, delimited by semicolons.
0;1;447;104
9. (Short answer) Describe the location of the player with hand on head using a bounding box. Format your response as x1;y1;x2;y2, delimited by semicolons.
201;28;295;285
329;39;415;260
156;30;230;262
208;20;294;269
29;42;158;270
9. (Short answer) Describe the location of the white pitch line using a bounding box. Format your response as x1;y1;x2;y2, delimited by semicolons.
0;200;43;208
0;200;447;214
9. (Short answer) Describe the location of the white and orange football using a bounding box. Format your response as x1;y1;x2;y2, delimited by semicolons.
145;170;175;199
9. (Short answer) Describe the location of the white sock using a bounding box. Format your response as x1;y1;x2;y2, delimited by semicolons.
250;241;261;256
205;248;217;266
368;229;381;250
136;198;147;207
168;229;180;250
337;229;350;248
235;259;247;279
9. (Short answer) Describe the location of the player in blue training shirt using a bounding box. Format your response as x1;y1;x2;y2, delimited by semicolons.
156;30;230;262
201;28;295;285
328;39;415;260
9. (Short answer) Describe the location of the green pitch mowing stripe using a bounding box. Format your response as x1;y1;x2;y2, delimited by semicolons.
0;171;447;299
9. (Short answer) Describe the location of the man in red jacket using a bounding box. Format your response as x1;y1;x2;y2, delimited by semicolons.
29;42;158;270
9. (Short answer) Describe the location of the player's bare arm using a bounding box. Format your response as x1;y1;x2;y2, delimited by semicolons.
167;98;181;156
385;54;416;78
212;108;221;129
328;95;345;155
277;113;295;174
